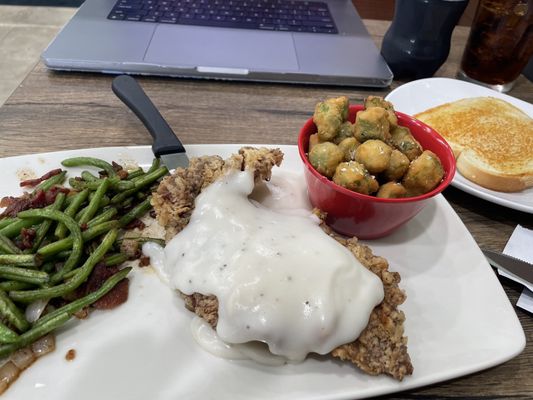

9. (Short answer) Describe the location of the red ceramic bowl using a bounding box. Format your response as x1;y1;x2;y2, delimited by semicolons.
298;105;456;239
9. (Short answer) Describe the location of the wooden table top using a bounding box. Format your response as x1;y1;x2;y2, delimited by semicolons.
0;19;531;399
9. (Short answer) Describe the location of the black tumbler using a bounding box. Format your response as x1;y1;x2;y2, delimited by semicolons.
381;0;469;80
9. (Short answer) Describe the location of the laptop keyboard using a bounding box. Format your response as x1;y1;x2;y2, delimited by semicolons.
108;0;338;34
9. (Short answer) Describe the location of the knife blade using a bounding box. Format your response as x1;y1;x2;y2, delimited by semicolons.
112;75;189;170
482;249;533;288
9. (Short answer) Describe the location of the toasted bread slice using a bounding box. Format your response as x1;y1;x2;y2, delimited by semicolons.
414;97;533;192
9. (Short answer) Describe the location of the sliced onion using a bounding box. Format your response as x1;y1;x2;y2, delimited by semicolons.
25;298;49;323
31;334;56;358
0;362;20;392
10;347;35;370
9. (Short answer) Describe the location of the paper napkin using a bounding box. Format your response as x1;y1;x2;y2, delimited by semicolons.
500;225;533;313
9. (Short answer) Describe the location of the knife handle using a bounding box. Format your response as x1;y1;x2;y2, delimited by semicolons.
111;75;185;156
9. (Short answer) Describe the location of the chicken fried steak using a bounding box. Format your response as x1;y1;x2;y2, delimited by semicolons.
151;147;413;380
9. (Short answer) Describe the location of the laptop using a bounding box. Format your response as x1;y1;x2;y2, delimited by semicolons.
42;0;393;87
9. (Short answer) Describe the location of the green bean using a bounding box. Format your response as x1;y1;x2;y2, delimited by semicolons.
0;266;48;285
87;207;117;228
36;267;131;329
126;168;144;180
146;158;160;174
73;177;134;191
105;253;128;267
55;188;90;239
81;170;99;182
86;178;133;191
120;197;133;209
39;220;120;258
0;254;39;268
114;181;134;191
88;193;110;208
17;209;83;284
10;229;118;303
135;191;148;201
34;171;67;192
0;290;29;332
0;312;70;357
52;250;71;260
134;166;168;189
78;179;110;226
41;262;55;274
0;234;21;255
0;218;16;230
74;207;85;222
0;281;32;291
111;166;167;204
119;198;152;227
61;157;117;178
68;178;85;191
0;218;39;239
84;220;120;242
32;192;66;251
0;321;19;344
63;251;127;280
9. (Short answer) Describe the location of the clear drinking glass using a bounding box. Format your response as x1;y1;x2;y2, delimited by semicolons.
458;0;533;92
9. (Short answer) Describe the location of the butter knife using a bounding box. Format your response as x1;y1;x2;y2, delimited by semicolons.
112;75;189;170
483;249;533;288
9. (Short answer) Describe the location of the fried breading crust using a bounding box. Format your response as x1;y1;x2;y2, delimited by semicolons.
152;147;413;380
152;147;283;240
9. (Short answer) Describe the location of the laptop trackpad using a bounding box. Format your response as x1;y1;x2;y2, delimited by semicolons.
144;25;299;72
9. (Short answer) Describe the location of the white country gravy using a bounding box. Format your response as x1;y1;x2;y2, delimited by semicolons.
144;170;384;363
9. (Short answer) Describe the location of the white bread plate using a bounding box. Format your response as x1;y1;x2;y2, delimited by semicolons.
386;78;533;214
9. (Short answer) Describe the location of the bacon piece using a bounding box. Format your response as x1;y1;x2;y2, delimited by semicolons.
93;279;129;310
0;197;16;208
111;161;123;172
138;255;150;267
75;263;130;310
17;228;36;250
19;169;62;187
0;190;46;218
112;162;129;179
0;186;71;218
44;186;70;205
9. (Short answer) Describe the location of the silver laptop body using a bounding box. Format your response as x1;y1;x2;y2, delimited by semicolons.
42;0;393;87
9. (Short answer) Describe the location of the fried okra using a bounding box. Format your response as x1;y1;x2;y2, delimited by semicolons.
376;182;407;198
333;121;356;144
364;96;398;128
402;150;444;196
390;126;422;161
382;149;410;181
309;142;344;178
313;96;349;141
355;139;392;175
354;107;391;143
333;161;379;194
307;96;445;199
309;133;321;152
338;137;360;161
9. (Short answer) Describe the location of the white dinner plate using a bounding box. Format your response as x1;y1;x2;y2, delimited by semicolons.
0;145;525;400
385;77;533;214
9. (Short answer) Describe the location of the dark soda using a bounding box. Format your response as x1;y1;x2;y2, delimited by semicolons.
460;0;533;86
